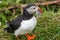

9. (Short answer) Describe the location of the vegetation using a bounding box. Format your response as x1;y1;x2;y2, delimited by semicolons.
0;0;60;40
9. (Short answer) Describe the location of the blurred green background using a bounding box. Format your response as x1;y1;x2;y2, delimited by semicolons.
0;0;60;40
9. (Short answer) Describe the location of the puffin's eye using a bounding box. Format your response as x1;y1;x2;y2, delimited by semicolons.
33;8;35;9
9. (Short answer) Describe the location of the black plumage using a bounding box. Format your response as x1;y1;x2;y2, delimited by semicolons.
4;15;23;33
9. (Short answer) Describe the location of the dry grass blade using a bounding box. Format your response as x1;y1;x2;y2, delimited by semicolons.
0;0;59;12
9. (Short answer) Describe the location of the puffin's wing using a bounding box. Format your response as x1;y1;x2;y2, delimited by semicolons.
4;15;23;33
8;15;23;30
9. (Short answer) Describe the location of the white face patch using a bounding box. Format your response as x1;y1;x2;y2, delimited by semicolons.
26;6;39;14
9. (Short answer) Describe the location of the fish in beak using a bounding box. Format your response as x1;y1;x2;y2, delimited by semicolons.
36;6;42;18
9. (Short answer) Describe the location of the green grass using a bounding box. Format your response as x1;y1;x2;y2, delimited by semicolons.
0;10;60;40
0;0;60;40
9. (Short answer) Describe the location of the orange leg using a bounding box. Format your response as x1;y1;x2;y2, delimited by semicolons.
25;34;36;40
16;36;20;40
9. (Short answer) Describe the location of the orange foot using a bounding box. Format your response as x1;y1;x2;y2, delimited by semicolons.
25;34;36;40
16;36;20;40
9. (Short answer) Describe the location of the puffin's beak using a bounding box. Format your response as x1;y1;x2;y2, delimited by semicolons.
36;6;42;18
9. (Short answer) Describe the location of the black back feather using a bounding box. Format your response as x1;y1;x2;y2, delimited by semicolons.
4;15;23;33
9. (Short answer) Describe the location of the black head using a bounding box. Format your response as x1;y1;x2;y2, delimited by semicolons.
23;4;42;19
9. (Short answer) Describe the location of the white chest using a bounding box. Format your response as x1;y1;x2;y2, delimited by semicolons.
21;16;37;30
15;16;37;36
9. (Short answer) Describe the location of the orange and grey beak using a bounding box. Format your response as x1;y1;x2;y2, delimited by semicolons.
38;8;43;14
36;6;42;18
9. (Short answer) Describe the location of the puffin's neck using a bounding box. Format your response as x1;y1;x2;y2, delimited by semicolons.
22;9;33;20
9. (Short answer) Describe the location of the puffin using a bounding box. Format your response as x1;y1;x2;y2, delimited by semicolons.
4;4;42;40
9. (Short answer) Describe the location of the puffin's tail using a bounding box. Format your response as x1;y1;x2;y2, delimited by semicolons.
4;27;10;32
4;26;14;33
4;21;14;33
4;21;12;32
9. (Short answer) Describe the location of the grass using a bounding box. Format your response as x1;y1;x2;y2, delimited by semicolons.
0;0;60;40
0;10;60;40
